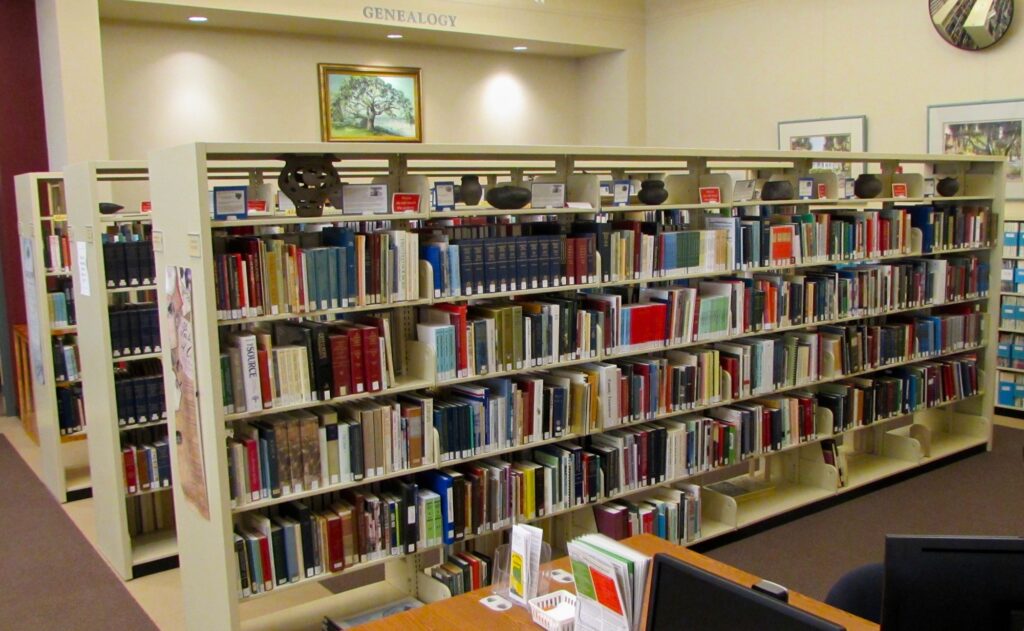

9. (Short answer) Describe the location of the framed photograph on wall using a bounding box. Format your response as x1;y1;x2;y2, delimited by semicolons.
778;115;867;178
318;64;422;142
927;99;1023;199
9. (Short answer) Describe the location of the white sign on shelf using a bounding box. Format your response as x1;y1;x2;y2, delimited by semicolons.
531;182;566;209
342;184;389;214
75;241;91;296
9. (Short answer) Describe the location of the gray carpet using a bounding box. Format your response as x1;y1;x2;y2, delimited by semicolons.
0;436;158;630
703;425;1024;601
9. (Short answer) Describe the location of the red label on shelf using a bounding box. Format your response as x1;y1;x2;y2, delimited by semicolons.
140;201;152;213
247;200;268;213
392;193;421;213
892;183;909;198
817;183;827;199
698;187;721;204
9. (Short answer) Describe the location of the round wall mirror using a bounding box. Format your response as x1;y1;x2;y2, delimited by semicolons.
929;0;1014;50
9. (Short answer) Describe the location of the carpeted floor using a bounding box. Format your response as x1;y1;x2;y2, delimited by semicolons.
0;436;159;631
703;425;1024;601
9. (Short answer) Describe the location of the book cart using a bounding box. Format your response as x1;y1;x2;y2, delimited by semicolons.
148;144;1003;630
65;161;178;578
14;172;91;503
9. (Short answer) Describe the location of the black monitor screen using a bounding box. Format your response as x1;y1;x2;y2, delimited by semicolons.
883;535;1024;631
645;553;845;631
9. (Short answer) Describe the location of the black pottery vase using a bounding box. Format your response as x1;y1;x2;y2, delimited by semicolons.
761;180;793;201
460;175;483;205
937;176;960;197
485;185;531;210
99;202;124;215
854;174;882;199
277;154;339;217
637;179;668;205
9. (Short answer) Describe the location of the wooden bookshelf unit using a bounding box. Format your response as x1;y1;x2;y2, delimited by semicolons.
148;144;1003;630
15;172;91;503
65;161;178;579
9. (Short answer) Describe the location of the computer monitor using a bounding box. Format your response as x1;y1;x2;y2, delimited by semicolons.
645;553;845;631
883;535;1024;631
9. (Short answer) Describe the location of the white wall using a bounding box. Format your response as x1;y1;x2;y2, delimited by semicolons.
101;20;585;158
646;0;1024;153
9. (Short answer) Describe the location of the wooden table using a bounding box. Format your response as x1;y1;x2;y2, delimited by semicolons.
357;534;878;630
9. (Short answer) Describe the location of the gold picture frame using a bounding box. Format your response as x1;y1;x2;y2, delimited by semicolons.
318;63;422;142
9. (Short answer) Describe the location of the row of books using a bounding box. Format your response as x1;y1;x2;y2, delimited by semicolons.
115;372;167;427
997;370;1024;408
230;361;980;594
426;550;494;596
999;295;1024;332
102;234;156;288
913;205;990;253
421;225;597;298
109;304;161;358
47;288;76;328
219;317;397;414
234;483;429;596
57;384;85;435
1000;259;1024;293
210;206;991;321
816;354;980;432
122;435;172;495
212;228;421;320
1002;220;1024;259
592;483;702;544
45;229;72;274
52;337;80;382
228;395;432;508
997;332;1024;369
127;492;175;538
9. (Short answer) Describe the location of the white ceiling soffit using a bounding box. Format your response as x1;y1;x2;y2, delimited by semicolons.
97;0;637;57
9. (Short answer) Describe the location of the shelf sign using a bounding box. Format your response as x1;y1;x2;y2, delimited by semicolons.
892;182;909;199
531;182;566;209
75;241;91;297
797;178;815;199
140;201;152;213
817;183;828;199
434;182;456;211
213;186;248;221
699;186;721;204
362;6;458;28
612;180;630;206
392;193;421;213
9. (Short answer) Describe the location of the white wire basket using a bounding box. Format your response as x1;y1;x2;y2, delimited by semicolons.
528;590;577;631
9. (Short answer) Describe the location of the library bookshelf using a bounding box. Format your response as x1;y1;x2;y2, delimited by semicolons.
65;161;178;579
14;172;91;503
997;220;1024;415
148;144;1003;631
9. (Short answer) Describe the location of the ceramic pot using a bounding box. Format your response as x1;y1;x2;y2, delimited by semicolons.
460;175;483;205
277;154;339;217
854;174;882;199
485;185;531;210
937;176;960;197
761;180;793;201
99;202;124;215
637;179;668;205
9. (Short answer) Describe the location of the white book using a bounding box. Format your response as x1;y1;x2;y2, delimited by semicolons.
232;332;263;413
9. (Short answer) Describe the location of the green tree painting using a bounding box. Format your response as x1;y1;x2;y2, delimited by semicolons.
320;66;421;142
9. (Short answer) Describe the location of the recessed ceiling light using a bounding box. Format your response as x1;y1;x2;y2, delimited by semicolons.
188;16;208;23
513;46;528;51
387;33;403;39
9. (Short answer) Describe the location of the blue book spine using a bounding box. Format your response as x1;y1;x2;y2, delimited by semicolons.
422;245;444;297
448;244;461;296
281;523;299;581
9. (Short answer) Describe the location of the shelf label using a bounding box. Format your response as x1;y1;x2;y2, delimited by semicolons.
75;241;91;297
699;186;722;204
392;192;421;213
342;183;389;214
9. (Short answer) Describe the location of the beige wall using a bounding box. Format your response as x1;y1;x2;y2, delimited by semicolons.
101;20;591;157
645;0;1023;153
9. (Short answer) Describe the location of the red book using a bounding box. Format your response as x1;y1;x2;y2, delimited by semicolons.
575;237;588;284
629;303;668;345
565;238;577;285
641;506;655;534
234;254;248;313
327;334;351;398
256;534;273;591
326;511;345;571
593;504;629;540
457;552;482;589
341;326;365;394
245;438;261;501
257;348;273;409
358;325;382;392
123;447;138;494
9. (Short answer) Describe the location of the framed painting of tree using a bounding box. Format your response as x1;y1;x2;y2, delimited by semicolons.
318;64;422;142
